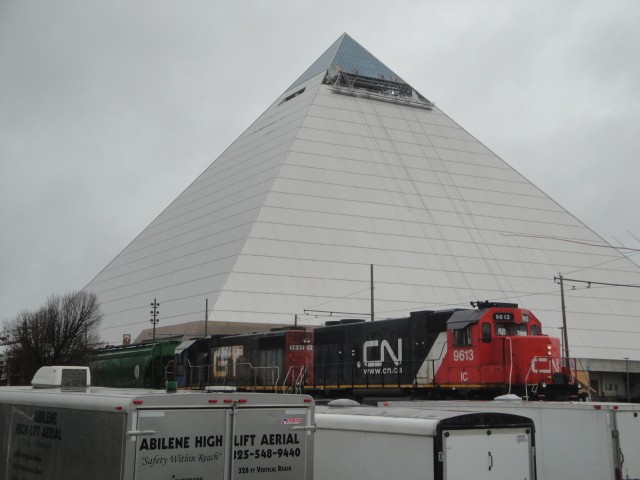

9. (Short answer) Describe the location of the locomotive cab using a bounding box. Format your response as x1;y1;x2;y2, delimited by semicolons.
437;302;576;399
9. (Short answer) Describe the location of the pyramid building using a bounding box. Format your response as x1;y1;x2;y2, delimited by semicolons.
86;34;640;367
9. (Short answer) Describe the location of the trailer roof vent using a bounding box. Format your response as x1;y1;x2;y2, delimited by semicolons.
31;366;91;389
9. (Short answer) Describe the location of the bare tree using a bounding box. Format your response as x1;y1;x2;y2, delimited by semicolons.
4;291;102;385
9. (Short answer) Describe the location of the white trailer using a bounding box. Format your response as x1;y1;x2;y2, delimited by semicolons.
381;399;640;480
613;405;640;480
0;366;315;480
314;406;536;480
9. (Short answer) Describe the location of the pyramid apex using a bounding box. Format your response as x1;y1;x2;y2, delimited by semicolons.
291;33;400;87
289;33;432;107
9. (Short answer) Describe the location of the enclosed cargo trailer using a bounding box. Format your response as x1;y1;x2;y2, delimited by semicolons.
382;399;640;480
0;366;315;480
314;406;536;480
613;405;640;480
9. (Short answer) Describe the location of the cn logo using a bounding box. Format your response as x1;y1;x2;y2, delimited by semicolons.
363;339;402;367
531;357;560;374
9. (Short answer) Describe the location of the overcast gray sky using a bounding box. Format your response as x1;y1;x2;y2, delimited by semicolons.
1;0;639;328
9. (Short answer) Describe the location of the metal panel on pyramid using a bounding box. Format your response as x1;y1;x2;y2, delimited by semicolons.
86;34;640;364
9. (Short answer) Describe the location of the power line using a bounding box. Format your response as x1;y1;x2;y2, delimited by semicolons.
502;232;640;252
555;277;640;289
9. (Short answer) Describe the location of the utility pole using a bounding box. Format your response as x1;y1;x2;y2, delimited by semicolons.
370;264;374;322
625;357;631;403
554;274;570;363
150;298;160;342
204;298;208;338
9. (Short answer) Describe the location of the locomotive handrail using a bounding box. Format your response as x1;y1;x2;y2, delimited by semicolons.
280;367;292;393
293;366;306;394
280;365;307;394
506;337;513;395
281;366;297;393
185;360;214;389
235;363;280;389
524;360;532;400
296;366;306;392
184;360;284;391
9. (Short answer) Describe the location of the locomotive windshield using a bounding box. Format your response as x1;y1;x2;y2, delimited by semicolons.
495;323;528;336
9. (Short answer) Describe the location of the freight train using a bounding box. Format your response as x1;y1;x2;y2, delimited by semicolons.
171;302;580;400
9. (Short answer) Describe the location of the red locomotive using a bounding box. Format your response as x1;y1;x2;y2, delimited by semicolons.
175;302;579;400
433;301;574;399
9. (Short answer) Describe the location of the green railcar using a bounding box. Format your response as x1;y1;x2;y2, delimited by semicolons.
89;341;180;389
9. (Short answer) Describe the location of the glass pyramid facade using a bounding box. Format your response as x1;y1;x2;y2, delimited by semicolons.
85;34;640;366
291;33;405;89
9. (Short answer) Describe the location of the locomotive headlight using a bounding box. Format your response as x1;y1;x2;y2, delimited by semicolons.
541;382;547;388
547;344;552;356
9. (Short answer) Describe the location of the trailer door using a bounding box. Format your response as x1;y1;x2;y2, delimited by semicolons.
615;410;640;480
231;407;312;480
133;408;228;480
443;427;534;480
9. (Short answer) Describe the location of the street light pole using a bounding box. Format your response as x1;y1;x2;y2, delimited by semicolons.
150;298;160;342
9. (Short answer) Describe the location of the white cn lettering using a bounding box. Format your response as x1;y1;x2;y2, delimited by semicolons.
363;339;402;367
531;357;560;374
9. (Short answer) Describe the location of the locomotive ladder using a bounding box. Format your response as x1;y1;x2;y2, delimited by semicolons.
281;366;306;394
